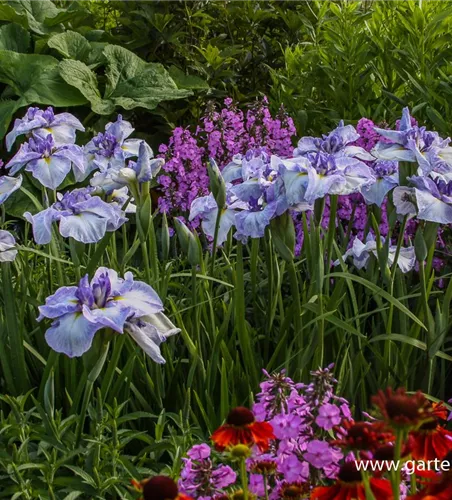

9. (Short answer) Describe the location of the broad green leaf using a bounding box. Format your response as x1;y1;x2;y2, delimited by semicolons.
48;31;91;61
103;44;192;111
0;23;30;52
0;3;28;28
0;50;87;108
0;99;20;140
168;66;209;90
58;59;110;113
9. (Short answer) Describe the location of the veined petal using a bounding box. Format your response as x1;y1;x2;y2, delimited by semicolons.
294;136;318;155
189;194;217;221
304;168;345;203
0;230;17;262
5;116;47;151
371;143;415;162
24;207;59;245
82;303;131;333
0;175;22;204
342;145;375;161
373;128;406;143
38;286;79;320
388;246;415;273
140;312;181;337
415;188;452;224
45;312;100;358
5;146;42;175
58;212;108;243
235;203;276;239
106;115;134;142
202;207;236;244
122;138;143;157
126;321;167;363
54;144;85;174
222;160;243;182
281;169;309;206
26;156;71;190
114;281;163;317
362;176;398;207
230;178;263;202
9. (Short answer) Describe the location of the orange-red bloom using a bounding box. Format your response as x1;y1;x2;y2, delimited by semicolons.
372;388;433;429
211;407;275;451
332;420;394;451
410;402;452;462
131;476;192;500
310;462;393;500
407;451;452;499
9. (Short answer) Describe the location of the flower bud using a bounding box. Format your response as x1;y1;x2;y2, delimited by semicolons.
230;444;252;459
207;158;226;209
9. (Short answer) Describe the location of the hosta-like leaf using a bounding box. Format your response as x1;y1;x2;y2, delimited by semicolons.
0;23;30;52
103;45;192;111
48;31;91;61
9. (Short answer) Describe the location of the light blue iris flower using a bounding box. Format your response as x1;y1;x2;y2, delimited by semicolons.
6;134;85;190
0;174;22;204
373;107;452;170
294;120;374;161
189;192;239;245
361;160;399;206
83;115;144;181
90;142;163;193
24;187;126;244
38;267;179;361
6;106;84;151
234;200;277;241
407;175;452;224
335;234;415;273
0;230;17;262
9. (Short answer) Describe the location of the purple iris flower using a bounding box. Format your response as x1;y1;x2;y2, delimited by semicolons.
407;175;452;224
91;142;164;192
39;267;179;360
361;160;399;206
303;152;346;204
234;198;277;241
83;115;143;180
373;107;452;171
0;230;17;262
189;191;240;245
6;106;84;151
0;174;22;204
24;187;126;244
5;134;85;190
335;234;415;273
294;120;373;161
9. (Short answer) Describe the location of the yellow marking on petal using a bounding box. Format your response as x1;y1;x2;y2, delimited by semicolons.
45;157;51;165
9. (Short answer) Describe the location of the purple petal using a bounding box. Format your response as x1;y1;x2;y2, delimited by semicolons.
38;286;80;320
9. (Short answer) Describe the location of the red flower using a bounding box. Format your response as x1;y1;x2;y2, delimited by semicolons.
407;450;452;499
211;407;275;451
410;420;452;462
332;420;394;451
372;388;433;429
131;476;193;500
310;462;393;500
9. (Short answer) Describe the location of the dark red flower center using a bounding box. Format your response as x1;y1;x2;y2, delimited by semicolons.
226;407;255;426
143;476;179;500
385;395;421;420
373;444;395;461
281;483;308;498
419;419;438;431
338;462;363;483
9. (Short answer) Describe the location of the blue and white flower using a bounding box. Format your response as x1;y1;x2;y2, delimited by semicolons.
407;175;452;224
6;106;84;151
38;267;179;361
83;115;144;180
0;174;22;204
0;230;17;262
373;107;452;171
6;134;85;190
24;187;126;244
361;160;399;206
335;234;415;273
293;120;374;161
